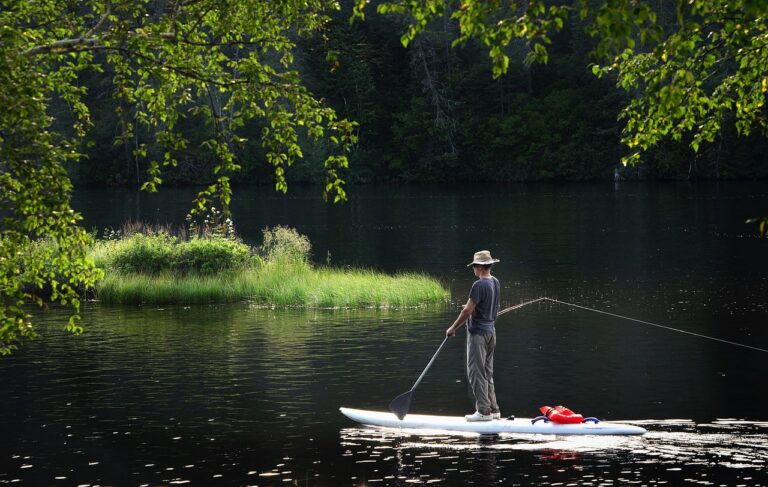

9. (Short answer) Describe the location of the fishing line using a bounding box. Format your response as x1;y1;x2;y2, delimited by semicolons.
497;297;768;354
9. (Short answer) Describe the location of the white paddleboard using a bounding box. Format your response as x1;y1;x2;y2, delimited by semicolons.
340;407;646;436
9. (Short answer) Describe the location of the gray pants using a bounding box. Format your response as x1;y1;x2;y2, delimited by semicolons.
466;331;499;414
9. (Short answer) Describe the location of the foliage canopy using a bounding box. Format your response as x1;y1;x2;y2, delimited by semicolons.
1;0;355;353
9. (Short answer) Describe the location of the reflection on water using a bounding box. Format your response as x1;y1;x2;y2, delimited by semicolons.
340;421;768;486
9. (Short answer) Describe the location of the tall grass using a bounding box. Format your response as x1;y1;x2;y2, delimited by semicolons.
96;266;446;307
246;263;447;307
92;225;448;307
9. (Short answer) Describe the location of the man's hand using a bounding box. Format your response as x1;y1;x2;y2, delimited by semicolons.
447;299;474;337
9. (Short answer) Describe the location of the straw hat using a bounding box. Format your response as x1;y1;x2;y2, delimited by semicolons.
467;250;500;267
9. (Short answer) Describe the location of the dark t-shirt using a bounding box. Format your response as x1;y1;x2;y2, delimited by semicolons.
467;276;500;335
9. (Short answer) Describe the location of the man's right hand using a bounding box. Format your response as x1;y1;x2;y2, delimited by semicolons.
446;327;456;337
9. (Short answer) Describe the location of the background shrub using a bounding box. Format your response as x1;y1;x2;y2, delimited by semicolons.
93;232;252;275
106;233;177;274
175;237;251;275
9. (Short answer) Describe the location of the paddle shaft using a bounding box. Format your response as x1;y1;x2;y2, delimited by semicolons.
408;336;449;392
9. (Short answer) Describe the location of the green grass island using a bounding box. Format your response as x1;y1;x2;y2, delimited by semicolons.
89;225;448;307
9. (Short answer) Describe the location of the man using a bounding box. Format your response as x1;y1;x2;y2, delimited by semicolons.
446;250;501;422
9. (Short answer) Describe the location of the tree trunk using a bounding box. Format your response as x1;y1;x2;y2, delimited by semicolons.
413;38;456;156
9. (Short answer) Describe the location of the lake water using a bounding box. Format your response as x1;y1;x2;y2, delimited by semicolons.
2;182;767;486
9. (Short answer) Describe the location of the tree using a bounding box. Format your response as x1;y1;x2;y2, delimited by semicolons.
356;0;768;166
1;0;357;354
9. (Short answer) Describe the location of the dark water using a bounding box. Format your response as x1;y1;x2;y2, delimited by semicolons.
2;182;767;486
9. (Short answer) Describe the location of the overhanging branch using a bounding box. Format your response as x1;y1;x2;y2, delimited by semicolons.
23;37;102;55
22;32;177;56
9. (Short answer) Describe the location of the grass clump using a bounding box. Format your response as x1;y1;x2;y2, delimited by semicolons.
92;224;447;307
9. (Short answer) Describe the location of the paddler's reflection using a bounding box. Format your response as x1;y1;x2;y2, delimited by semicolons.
390;434;503;485
472;435;501;484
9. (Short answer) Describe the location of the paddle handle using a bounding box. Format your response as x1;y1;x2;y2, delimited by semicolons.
410;336;449;391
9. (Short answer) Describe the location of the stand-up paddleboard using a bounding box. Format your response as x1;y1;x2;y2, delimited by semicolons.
340;408;646;436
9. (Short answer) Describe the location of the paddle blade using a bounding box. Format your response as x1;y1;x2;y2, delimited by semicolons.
388;390;413;420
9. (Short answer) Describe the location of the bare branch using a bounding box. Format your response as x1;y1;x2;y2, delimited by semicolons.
84;0;112;38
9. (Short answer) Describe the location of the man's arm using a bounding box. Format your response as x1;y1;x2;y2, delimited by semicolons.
446;298;476;337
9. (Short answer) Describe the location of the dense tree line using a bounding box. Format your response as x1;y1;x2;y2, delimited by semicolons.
65;1;768;187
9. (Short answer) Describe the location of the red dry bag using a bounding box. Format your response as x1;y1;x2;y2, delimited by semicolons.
539;405;584;424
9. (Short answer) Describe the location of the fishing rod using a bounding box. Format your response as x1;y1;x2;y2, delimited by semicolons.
499;297;768;354
498;297;548;316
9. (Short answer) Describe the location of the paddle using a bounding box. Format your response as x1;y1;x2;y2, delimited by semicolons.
388;336;450;420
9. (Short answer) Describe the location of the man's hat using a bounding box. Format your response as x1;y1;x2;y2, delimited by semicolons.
467;250;500;267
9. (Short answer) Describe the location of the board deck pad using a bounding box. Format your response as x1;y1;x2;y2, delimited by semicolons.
340;408;646;436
